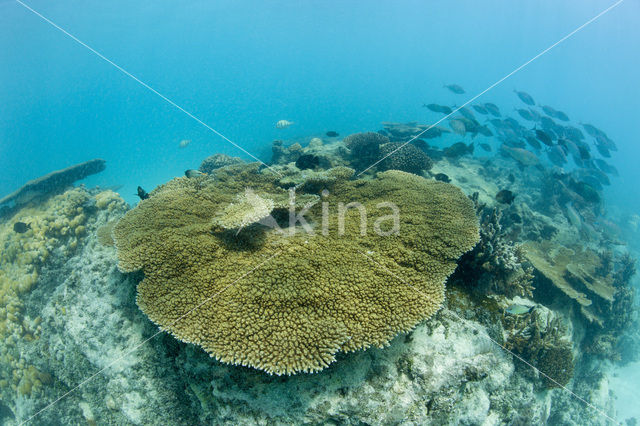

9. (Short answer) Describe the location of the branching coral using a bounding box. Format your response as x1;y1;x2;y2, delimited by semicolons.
454;193;534;298
504;307;574;388
113;166;479;375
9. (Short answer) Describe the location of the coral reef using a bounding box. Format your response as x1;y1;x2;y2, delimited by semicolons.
0;186;125;407
0;149;623;425
453;193;534;299
523;240;615;326
198;153;244;174
379;142;433;175
343;131;388;171
503;306;574;388
112;165;479;375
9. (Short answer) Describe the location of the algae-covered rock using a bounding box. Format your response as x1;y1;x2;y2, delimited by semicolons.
113;166;479;375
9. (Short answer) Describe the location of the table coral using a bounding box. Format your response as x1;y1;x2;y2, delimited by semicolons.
113;166;479;375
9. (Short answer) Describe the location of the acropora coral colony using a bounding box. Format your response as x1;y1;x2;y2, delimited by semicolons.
112;165;479;375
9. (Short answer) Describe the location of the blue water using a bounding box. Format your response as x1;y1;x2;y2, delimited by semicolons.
2;0;639;421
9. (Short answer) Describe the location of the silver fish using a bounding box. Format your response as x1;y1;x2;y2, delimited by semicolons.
444;83;465;94
514;90;536;106
505;304;533;315
276;119;294;129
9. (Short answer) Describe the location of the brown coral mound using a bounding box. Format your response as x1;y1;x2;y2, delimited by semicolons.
379;142;433;175
113;166;478;375
343;132;388;169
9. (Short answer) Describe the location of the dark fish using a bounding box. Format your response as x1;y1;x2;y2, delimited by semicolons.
547;145;567;167
539;116;557;131
558;138;579;158
496;189;516;205
423;126;450;139
489;119;505;128
443;142;474;158
594;159;619;176
412;139;429;150
508;173;516;183
577;145;591;160
444;84;465;94
472;104;488;115
535;129;553;146
13;221;31;233
136;186;149;200
541;105;558;117
433;173;451;183
562;125;585;141
484;103;501;117
425;103;453;114
525;135;542;150
528;109;542;122
581;123;600;137
449;119;467;136
185;169;206;178
595;144;611;158
516;108;536;121
500;144;539;166
503;117;521;129
514;90;536;106
457;106;476;121
569;179;601;203
325;131;339;137
554;110;570;121
477;126;493;137
295;154;320;170
595;133;617;151
480;143;492;152
576;168;610;186
504;139;526;149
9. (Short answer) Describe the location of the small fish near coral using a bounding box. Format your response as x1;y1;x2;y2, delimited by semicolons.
325;131;339;137
185;169;206;178
505;304;534;315
276;119;294;129
178;139;191;148
496;189;516;205
433;173;451;183
136;186;150;200
13;221;31;233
